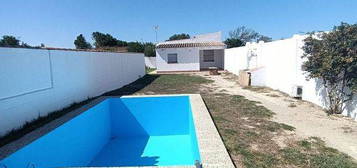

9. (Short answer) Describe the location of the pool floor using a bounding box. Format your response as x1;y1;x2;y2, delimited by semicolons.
89;135;195;167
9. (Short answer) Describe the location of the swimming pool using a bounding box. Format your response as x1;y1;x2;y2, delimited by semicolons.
0;96;201;167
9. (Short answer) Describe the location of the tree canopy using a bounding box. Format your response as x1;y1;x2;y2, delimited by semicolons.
0;35;42;48
224;38;244;49
92;32;127;48
167;33;190;41
127;42;156;57
302;22;357;114
0;35;20;47
228;26;260;43
74;34;92;49
127;42;145;53
257;35;272;42
225;26;272;48
144;43;156;57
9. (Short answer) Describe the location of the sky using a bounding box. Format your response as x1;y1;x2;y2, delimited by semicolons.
1;0;356;48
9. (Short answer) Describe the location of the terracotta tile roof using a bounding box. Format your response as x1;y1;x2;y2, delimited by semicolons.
156;41;226;48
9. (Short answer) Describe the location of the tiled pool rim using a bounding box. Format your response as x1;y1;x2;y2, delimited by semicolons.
0;94;235;168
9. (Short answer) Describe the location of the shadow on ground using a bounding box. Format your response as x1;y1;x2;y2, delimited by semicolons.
104;75;160;96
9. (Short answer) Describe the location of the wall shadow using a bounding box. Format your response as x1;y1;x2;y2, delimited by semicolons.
110;99;149;137
315;78;357;118
103;74;159;96
315;78;329;108
89;99;160;167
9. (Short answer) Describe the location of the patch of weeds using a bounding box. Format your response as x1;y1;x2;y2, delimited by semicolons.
298;140;312;150
221;128;238;136
145;67;156;74
266;93;280;97
212;116;231;123
288;103;297;108
153;74;213;86
243;86;272;93
263;121;295;132
220;89;228;92
281;147;308;166
341;126;354;133
240;148;279;168
245;131;259;138
280;137;357;168
231;95;275;118
310;153;357;168
279;123;296;131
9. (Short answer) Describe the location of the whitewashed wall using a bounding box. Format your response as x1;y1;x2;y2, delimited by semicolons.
156;47;200;72
224;35;357;120
224;47;248;75
144;56;156;68
0;47;145;135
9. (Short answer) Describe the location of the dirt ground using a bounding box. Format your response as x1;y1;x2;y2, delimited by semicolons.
196;72;357;160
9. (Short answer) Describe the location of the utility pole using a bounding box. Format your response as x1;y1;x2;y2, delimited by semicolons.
154;25;159;43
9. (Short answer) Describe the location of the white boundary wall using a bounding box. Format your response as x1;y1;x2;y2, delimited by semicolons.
224;35;357;120
144;56;156;68
0;47;145;135
223;47;248;75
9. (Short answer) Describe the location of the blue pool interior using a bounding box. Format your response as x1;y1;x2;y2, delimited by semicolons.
0;96;201;167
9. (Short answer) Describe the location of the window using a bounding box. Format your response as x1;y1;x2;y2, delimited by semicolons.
167;53;178;64
203;50;214;62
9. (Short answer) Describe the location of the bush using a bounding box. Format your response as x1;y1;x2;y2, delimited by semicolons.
302;22;357;114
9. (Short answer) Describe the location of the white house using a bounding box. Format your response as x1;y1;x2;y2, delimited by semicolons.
155;32;226;72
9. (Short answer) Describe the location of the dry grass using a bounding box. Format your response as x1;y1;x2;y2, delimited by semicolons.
266;93;280;97
288;103;298;108
243;86;272;93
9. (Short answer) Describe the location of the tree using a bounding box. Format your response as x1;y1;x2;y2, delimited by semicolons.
257;35;272;42
225;26;273;48
302;22;357;115
127;41;145;53
92;32;120;48
224;38;244;48
116;40;128;47
167;33;190;41
0;35;20;47
228;26;260;43
74;34;92;49
144;43;156;57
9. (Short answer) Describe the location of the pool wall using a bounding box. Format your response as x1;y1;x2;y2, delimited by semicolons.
0;96;202;167
0;100;112;168
110;96;190;137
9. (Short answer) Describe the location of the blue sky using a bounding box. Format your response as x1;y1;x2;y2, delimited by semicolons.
1;0;356;48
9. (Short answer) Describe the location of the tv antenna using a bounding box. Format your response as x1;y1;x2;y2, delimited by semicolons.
153;25;159;43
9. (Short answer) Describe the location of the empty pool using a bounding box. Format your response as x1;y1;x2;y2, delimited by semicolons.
0;96;201;167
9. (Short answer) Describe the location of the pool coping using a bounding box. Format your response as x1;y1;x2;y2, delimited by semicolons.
0;94;235;168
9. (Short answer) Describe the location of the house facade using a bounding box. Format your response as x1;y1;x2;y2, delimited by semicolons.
155;32;226;72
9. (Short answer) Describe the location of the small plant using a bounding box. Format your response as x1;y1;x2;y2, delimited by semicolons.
145;67;156;74
266;94;280;97
288;103;297;108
